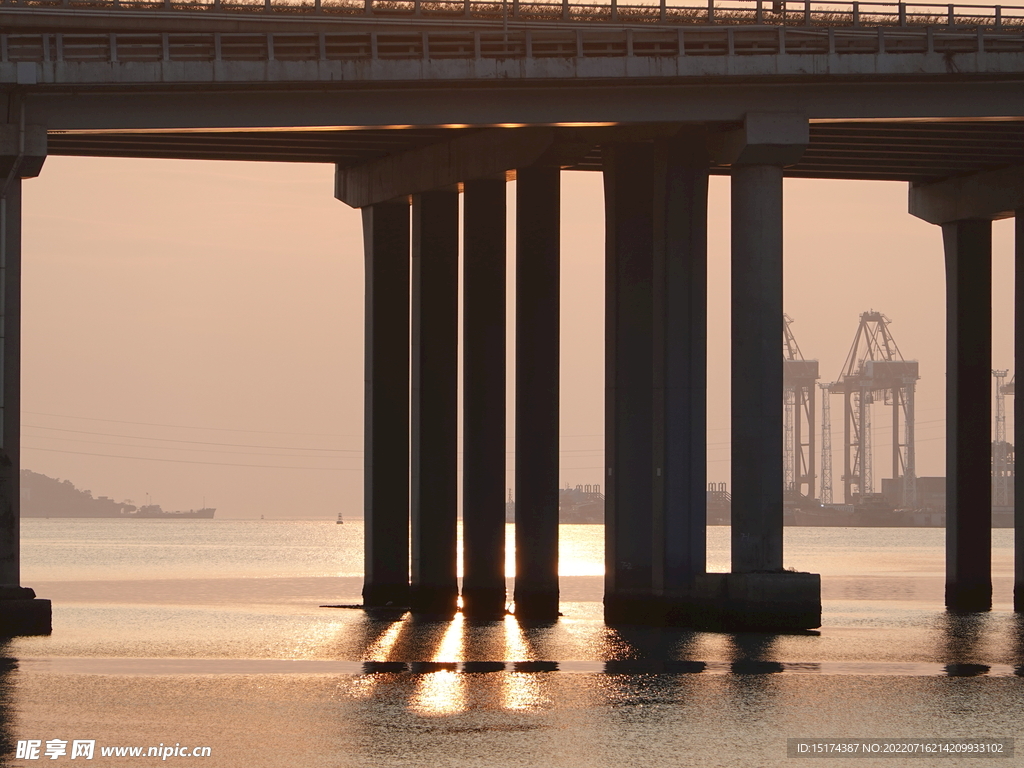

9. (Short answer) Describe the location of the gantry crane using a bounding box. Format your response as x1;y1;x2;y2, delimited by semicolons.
828;311;919;507
819;381;833;505
993;371;1015;508
783;314;819;500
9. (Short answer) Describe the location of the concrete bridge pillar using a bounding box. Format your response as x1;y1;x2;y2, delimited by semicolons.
942;220;993;611
652;128;710;600
908;170;1024;612
513;166;561;621
0;123;50;636
410;189;460;617
603;142;656;623
718;114;807;574
672;114;823;631
360;201;411;608
730;163;786;572
461;177;508;619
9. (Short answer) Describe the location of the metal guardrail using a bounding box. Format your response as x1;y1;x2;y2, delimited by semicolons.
2;0;1024;28
2;24;1018;63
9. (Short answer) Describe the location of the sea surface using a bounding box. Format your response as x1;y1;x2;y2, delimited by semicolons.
1;520;1022;767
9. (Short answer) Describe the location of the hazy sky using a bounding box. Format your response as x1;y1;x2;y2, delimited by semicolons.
20;156;1016;518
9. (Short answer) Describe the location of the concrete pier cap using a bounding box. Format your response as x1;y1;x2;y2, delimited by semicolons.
0;124;47;180
712;112;809;167
909;164;1024;224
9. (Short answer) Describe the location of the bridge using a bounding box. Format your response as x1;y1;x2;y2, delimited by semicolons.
1;0;1023;633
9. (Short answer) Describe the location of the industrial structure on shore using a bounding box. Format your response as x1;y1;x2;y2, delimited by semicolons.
731;310;1011;527
524;309;1011;528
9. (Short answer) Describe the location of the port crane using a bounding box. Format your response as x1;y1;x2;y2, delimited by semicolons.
826;311;919;507
783;314;820;501
993;371;1015;508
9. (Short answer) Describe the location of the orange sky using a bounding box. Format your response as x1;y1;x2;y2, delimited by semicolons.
20;156;1016;518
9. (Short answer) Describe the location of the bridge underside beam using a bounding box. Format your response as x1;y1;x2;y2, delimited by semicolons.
43;120;1024;187
334;125;679;208
21;81;1024;138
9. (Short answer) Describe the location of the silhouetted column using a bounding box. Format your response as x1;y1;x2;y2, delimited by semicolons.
604;143;656;621
462;178;507;619
652;129;709;595
0;124;50;636
731;164;784;573
944;219;993;611
0;177;21;591
361;201;411;608
514;166;560;620
410;189;460;617
1017;212;1024;613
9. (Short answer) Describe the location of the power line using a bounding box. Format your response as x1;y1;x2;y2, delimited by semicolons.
24;433;359;460
23;445;360;471
23;424;358;452
22;410;359;438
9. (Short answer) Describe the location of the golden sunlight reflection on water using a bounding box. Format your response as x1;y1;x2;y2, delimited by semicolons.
451;524;607;578
365;620;405;662
411;614;466;715
500;616;546;710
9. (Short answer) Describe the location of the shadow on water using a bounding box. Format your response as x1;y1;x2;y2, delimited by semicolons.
1010;613;1024;677
0;642;17;768
938;611;991;677
721;634;785;716
595;628;702;710
601;625;703;674
729;633;785;675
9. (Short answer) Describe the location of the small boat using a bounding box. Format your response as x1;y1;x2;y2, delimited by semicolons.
336;512;344;525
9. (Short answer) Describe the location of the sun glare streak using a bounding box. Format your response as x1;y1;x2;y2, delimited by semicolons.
364;620;406;662
348;619;409;700
501;616;545;711
411;615;467;716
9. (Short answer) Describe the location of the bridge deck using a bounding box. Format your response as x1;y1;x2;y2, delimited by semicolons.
4;0;1024;184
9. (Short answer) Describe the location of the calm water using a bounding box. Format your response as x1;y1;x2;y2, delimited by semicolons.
2;520;1022;767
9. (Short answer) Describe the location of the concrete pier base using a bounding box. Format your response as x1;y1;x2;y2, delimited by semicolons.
0;587;51;636
661;572;822;631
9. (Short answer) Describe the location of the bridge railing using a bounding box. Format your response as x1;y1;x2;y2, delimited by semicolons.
3;0;1024;28
3;24;1020;62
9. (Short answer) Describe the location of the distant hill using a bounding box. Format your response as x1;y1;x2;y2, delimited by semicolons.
20;470;134;518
